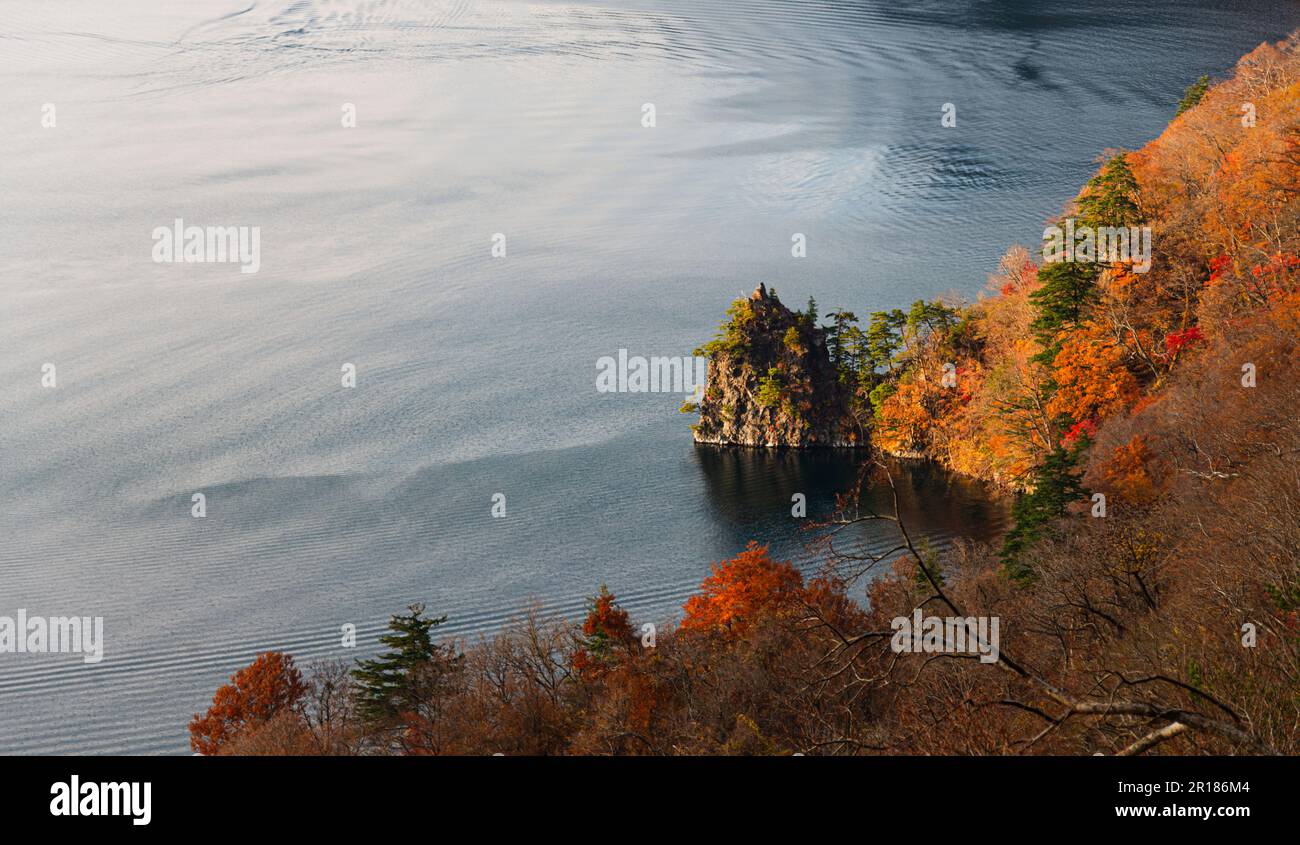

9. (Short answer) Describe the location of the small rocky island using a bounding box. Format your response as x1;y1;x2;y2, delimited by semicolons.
688;285;867;448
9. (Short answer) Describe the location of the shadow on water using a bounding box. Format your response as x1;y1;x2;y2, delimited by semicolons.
692;445;1012;573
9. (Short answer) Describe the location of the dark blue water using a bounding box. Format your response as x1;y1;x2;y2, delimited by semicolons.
1;0;1296;753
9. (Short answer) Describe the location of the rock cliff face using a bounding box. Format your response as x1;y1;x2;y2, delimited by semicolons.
690;285;866;448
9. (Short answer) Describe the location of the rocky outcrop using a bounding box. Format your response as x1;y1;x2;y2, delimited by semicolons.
689;285;866;448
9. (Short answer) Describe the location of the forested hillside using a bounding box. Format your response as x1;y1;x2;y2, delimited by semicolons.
190;34;1300;756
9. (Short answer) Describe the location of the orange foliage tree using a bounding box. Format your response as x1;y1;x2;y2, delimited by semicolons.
189;651;307;755
1046;320;1140;429
873;376;932;456
681;541;805;635
1096;434;1158;505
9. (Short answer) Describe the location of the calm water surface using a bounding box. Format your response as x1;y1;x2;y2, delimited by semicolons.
1;0;1297;752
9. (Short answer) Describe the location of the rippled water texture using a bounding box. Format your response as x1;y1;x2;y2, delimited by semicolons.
1;0;1297;752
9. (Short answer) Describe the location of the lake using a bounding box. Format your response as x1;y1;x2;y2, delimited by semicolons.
1;0;1296;753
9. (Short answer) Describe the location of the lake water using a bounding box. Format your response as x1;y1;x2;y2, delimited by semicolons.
2;0;1296;754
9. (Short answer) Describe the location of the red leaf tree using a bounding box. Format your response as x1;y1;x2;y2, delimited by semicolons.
571;585;637;679
189;651;307;755
681;541;804;635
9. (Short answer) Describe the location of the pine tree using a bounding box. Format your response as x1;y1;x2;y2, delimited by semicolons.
1029;258;1098;365
1030;154;1141;365
1008;154;1139;576
351;603;461;726
1175;74;1209;116
864;310;906;373
825;309;858;371
905;299;957;338
1000;446;1089;580
1077;153;1143;228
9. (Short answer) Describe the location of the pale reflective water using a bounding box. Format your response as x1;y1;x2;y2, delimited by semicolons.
1;0;1296;753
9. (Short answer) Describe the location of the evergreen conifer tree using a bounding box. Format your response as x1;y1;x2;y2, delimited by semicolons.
352;603;461;726
1175;75;1209;116
1000;446;1089;580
